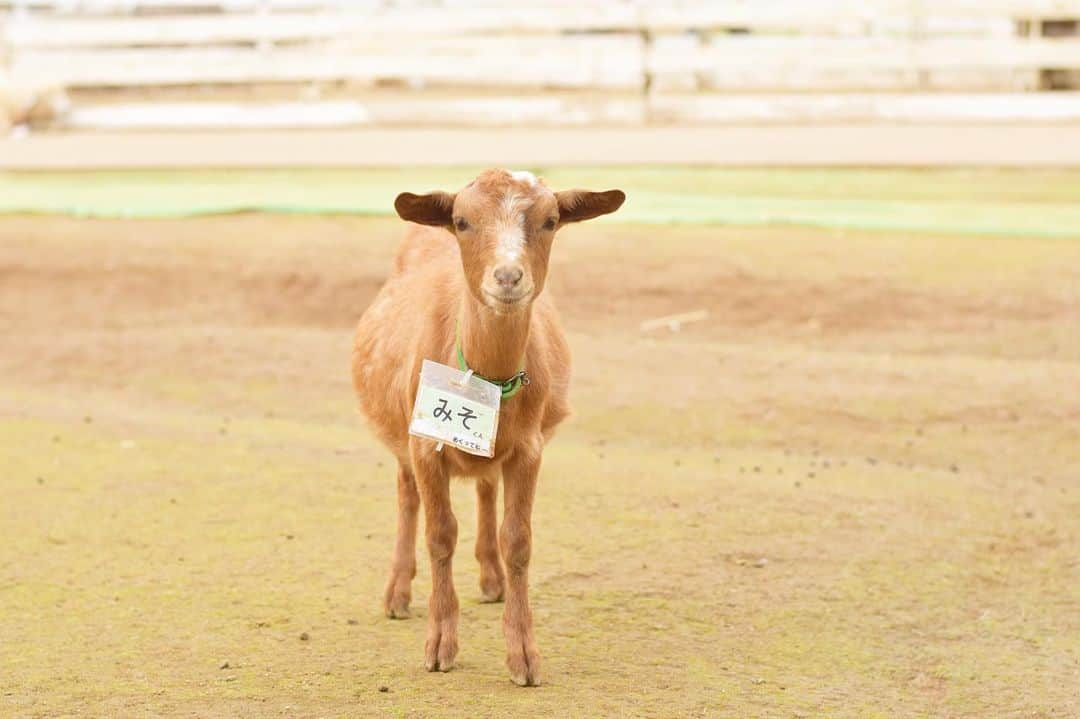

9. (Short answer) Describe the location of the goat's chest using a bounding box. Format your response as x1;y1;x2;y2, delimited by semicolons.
438;396;540;477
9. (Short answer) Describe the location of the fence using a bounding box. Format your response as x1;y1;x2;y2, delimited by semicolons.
2;0;1080;127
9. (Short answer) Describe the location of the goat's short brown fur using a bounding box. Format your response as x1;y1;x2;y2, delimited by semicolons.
352;169;624;685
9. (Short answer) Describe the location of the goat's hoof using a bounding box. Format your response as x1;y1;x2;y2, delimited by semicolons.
479;578;505;603
424;624;458;672
507;646;541;687
384;603;411;620
383;587;412;619
424;657;455;672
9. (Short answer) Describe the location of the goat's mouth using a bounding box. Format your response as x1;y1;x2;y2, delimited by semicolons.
481;286;532;311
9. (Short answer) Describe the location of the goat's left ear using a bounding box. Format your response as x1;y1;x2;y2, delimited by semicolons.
394;191;456;227
555;189;626;224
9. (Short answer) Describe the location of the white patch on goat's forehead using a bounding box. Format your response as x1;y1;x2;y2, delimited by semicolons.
495;190;528;262
497;225;524;262
488;171;542;263
509;170;537;186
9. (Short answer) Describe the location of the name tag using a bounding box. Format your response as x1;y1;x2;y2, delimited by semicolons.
409;359;501;457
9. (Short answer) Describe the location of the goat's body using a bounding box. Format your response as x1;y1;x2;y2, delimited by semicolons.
351;170;621;686
352;224;571;477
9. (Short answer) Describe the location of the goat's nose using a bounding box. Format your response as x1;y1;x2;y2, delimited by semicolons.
494;265;523;289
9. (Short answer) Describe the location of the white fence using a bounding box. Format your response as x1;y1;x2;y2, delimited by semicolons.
2;0;1080;127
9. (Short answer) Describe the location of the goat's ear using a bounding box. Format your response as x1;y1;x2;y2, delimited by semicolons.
394;191;456;227
555;189;626;224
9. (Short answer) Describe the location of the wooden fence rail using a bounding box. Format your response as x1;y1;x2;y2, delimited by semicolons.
2;0;1079;128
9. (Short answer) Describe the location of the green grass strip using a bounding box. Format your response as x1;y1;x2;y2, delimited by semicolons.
2;167;1078;238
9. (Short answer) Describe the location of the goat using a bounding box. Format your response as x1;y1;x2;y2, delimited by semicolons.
352;169;624;685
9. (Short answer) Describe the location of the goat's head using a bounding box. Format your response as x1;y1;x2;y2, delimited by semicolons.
395;169;625;314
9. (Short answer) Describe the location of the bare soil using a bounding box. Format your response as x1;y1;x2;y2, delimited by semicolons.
1;213;1078;718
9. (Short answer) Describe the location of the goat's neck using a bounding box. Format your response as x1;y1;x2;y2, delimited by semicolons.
457;293;531;381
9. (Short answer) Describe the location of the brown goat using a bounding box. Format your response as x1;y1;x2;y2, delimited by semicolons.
352;169;624;685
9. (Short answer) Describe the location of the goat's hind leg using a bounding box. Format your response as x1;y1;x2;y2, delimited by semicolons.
383;462;419;619
475;476;506;602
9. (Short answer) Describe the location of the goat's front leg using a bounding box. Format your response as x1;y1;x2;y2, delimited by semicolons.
413;450;459;672
501;443;542;686
475;477;506;602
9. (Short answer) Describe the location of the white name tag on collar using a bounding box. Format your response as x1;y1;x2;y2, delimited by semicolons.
409;359;501;457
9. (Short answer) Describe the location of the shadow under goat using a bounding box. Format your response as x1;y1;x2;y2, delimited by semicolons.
351;168;625;686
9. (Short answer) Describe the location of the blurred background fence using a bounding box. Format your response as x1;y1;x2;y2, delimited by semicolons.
3;0;1080;129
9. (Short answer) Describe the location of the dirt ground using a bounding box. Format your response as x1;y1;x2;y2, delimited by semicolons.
7;126;1080;170
1;209;1078;718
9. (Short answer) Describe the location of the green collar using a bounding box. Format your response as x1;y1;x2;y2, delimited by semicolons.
455;326;529;400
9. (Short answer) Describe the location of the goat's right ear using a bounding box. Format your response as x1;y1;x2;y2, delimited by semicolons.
394;191;455;227
555;189;626;224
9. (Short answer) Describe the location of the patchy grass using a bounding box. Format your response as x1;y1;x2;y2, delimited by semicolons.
1;210;1078;718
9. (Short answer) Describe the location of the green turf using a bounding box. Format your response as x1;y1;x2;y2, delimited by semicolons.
2;167;1079;238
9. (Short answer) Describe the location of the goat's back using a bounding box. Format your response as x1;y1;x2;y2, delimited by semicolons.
393;224;457;276
353;224;459;460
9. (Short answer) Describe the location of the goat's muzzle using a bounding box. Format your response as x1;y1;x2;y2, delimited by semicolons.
493;265;524;290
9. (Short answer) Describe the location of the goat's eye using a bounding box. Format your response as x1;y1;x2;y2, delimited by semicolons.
542;217;557;231
454;217;469;232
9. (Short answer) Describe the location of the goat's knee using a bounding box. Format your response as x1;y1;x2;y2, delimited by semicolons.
426;513;458;564
500;522;532;574
400;486;420;515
